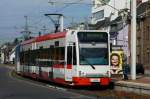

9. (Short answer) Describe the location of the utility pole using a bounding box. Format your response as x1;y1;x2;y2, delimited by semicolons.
21;16;31;40
131;0;136;80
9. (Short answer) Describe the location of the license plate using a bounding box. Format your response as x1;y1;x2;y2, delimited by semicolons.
90;78;100;82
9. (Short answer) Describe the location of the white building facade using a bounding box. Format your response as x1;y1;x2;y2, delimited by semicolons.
91;0;130;24
0;45;7;64
91;0;131;59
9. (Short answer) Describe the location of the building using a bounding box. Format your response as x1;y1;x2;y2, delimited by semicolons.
91;0;130;58
91;0;147;25
91;0;130;24
128;0;150;68
9;46;16;64
91;0;150;69
0;43;16;64
0;45;8;64
91;0;130;44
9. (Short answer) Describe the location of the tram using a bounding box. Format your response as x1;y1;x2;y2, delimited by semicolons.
16;30;111;86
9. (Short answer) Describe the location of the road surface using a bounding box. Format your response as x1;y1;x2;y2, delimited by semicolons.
0;65;95;99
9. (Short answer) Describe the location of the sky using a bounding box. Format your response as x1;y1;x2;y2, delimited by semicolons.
0;0;91;45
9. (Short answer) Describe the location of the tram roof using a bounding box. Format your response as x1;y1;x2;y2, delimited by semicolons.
21;31;66;45
35;31;66;42
20;37;36;45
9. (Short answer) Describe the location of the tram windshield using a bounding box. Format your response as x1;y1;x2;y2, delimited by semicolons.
78;31;109;65
78;32;108;43
79;48;108;65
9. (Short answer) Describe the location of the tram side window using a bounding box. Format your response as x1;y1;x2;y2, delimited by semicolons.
21;52;25;65
59;47;65;65
56;48;59;60
24;51;28;65
29;50;36;66
45;48;50;66
53;47;61;64
39;48;44;59
59;47;65;60
67;46;72;64
39;48;50;67
35;50;39;65
53;47;58;64
27;50;30;65
35;49;39;65
50;46;54;65
20;52;24;65
37;48;43;66
73;46;76;65
29;50;32;65
30;50;36;65
42;49;47;59
67;46;76;65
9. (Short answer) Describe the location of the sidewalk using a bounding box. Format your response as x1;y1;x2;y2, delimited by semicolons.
113;75;150;95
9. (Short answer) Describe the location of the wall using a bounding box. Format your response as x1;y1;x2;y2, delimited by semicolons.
91;0;130;24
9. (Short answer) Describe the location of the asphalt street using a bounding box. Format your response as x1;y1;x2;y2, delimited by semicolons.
0;65;95;99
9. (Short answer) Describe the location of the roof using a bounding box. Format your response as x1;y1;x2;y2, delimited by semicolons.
21;37;36;45
36;31;66;42
137;2;147;16
88;18;111;31
20;31;67;45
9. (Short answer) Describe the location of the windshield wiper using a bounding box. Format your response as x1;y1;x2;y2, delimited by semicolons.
80;54;95;70
87;61;95;70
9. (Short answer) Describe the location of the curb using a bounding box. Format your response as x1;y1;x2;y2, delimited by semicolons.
114;81;150;95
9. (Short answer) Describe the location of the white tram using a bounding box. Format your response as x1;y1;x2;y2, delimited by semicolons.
16;30;111;86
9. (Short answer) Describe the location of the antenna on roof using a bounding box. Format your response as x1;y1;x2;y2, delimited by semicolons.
44;13;64;33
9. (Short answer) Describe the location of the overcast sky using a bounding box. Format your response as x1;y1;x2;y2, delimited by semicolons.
0;0;91;45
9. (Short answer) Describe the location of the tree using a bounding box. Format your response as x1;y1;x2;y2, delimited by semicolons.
13;38;19;45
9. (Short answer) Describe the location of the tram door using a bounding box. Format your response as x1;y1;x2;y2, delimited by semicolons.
65;43;76;81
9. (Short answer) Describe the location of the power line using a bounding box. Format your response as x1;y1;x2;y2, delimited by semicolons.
0;27;15;29
48;0;87;13
48;1;91;5
48;0;121;13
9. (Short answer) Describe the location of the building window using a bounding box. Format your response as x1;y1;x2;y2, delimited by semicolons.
99;0;110;5
55;41;59;47
93;10;104;21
